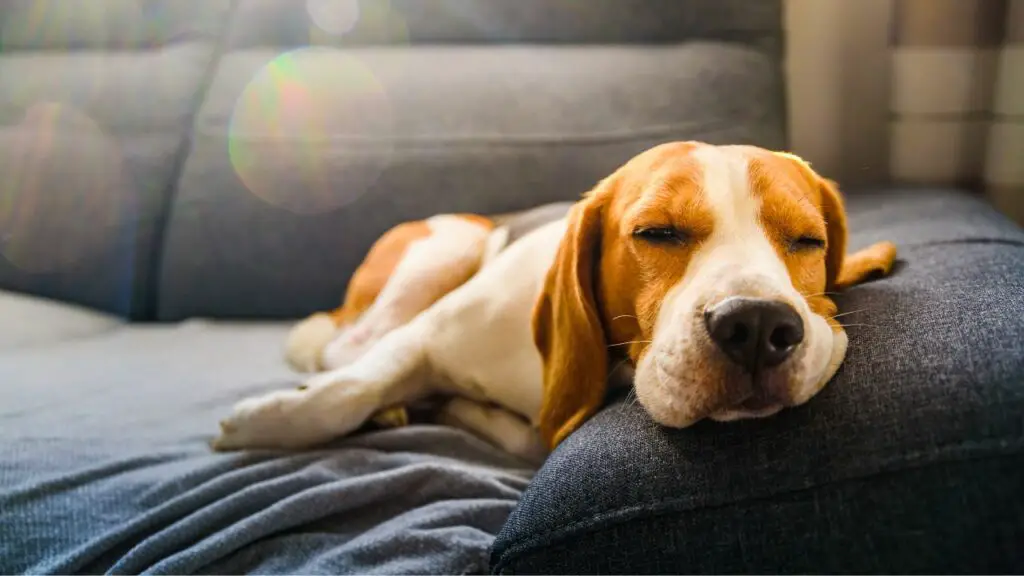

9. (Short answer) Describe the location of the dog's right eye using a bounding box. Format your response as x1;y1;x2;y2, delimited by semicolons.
633;227;686;244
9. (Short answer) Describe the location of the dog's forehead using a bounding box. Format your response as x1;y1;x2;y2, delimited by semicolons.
616;143;821;233
688;145;756;226
691;145;821;226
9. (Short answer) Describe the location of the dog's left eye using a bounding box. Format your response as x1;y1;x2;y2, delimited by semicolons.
791;236;826;251
633;227;686;244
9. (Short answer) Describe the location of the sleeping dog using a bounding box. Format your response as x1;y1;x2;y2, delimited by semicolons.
211;141;897;461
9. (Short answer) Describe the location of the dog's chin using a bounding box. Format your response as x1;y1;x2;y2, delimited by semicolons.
635;346;802;427
708;400;784;422
631;353;709;429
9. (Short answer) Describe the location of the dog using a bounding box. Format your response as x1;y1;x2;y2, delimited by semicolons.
211;141;897;462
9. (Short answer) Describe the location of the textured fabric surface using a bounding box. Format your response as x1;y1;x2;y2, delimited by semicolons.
0;0;785;322
491;188;1024;573
0;290;123;349
0;318;532;574
0;0;232;318
226;0;782;47
156;42;785;320
889;0;1024;222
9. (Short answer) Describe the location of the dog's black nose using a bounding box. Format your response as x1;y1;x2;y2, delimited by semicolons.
704;297;804;372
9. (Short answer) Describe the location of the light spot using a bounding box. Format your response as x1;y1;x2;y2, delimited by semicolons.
228;48;394;214
0;102;128;273
0;0;148;50
306;0;361;36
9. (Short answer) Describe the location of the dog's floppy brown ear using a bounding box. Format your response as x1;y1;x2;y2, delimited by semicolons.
532;188;609;451
818;177;897;290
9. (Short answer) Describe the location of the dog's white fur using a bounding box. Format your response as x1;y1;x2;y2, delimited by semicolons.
212;145;848;461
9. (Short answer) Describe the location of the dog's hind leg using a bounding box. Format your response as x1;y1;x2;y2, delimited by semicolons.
285;214;494;373
436;397;547;465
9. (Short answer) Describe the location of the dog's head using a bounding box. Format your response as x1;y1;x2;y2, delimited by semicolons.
533;142;896;449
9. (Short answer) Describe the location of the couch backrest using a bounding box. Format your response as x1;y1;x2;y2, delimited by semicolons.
0;0;233;318
0;0;786;320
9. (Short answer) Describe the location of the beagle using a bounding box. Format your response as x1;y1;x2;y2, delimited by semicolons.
211;142;897;462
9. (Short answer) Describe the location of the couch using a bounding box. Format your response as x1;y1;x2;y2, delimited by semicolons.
1;1;1021;573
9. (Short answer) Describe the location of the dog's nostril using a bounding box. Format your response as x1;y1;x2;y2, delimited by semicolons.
727;323;749;346
705;297;804;372
769;324;801;350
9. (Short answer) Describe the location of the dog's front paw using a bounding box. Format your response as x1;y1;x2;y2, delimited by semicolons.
211;389;329;451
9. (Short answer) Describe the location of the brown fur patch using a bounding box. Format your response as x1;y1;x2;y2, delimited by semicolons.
748;150;897;314
328;220;432;326
453;213;495;230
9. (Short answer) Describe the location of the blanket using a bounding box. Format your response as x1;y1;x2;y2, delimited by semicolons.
0;319;533;574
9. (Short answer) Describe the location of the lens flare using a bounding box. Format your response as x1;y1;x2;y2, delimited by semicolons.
0;0;148;50
0;102;128;273
228;48;395;214
306;0;410;45
306;0;361;36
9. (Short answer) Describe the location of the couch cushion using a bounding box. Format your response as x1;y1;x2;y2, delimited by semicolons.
0;1;232;318
224;0;781;46
490;188;1024;573
0;290;123;350
157;40;786;319
0;321;532;574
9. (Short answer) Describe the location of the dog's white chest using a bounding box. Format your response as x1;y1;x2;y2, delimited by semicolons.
422;218;568;422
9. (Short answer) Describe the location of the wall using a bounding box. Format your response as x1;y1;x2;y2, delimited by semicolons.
784;0;894;187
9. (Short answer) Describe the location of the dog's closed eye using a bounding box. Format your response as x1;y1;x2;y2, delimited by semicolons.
633;227;688;245
790;236;825;252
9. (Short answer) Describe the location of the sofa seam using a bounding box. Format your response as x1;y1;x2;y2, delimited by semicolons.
491;438;1024;571
899;237;1024;250
137;1;240;322
191;114;775;148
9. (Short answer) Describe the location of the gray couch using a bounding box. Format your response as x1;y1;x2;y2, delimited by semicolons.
1;1;1021;573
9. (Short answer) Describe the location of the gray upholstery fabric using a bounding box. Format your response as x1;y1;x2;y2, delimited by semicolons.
490;188;1024;574
0;0;785;322
156;42;785;320
0;290;122;349
0;1;232;318
226;0;782;47
0;316;532;574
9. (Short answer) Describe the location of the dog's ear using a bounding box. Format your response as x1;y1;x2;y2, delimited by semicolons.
532;186;610;451
818;177;897;290
817;177;850;292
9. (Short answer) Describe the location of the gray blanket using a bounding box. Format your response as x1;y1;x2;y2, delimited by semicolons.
0;318;533;574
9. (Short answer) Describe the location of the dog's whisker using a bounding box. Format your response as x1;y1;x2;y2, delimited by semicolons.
608;340;652;348
837;323;878;329
611;314;639;322
833;308;869;319
627;388;641;410
606;358;628;382
619;387;637;413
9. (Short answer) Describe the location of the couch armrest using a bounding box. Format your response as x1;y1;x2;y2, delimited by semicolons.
491;189;1024;573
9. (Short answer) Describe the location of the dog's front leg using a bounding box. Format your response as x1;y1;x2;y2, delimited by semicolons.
212;324;433;451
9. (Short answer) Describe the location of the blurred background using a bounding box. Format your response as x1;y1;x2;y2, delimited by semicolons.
787;0;1022;220
0;0;1021;321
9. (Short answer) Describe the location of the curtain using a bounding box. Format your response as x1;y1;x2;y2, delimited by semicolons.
890;0;1024;223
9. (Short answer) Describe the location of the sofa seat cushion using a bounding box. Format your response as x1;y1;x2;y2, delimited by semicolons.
0;290;123;350
490;188;1024;574
0;321;532;574
157;40;786;320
